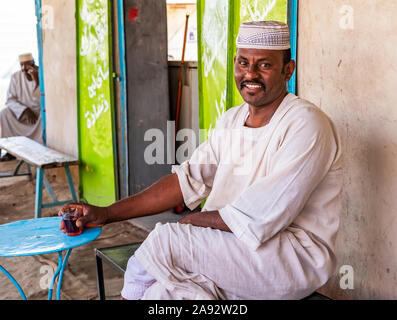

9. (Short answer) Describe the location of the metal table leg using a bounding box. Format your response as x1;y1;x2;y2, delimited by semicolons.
25;162;32;181
12;160;24;176
0;160;32;179
57;249;72;300
95;253;106;300
0;265;27;300
48;249;72;300
33;166;77;219
0;250;72;301
35;168;43;219
65;166;77;202
48;251;63;300
43;174;58;203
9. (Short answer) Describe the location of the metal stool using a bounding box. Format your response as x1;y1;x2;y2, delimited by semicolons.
94;242;142;300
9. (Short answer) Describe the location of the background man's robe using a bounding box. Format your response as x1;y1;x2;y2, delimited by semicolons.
0;70;42;143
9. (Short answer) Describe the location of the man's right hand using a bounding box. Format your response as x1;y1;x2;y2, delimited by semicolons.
58;203;108;232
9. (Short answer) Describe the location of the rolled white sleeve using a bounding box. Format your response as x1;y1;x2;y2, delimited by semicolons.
172;131;220;210
219;111;339;251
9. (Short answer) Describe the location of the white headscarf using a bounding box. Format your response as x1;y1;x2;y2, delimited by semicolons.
236;21;290;50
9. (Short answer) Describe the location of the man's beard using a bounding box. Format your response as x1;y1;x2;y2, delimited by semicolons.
239;80;269;107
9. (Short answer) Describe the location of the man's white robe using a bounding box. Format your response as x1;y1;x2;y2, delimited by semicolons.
0;71;42;143
134;93;343;300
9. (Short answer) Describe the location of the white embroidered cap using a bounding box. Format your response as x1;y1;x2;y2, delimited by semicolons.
19;53;34;63
236;21;290;50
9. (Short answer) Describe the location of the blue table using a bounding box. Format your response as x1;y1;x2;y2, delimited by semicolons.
0;217;102;300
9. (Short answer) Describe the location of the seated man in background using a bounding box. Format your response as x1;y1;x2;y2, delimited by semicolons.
60;21;343;300
0;53;42;161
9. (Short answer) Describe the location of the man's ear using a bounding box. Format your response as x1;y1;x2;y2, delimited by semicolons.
284;60;296;82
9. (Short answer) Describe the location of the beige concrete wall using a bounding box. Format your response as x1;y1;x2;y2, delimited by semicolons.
42;0;78;158
298;0;397;299
41;0;78;182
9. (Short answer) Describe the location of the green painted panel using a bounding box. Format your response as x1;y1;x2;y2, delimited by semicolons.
197;0;230;141
197;0;288;138
76;0;117;206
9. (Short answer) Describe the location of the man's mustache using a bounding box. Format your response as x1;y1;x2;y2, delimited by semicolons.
240;80;266;90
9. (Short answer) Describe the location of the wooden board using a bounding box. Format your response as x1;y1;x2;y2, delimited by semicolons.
0;137;79;169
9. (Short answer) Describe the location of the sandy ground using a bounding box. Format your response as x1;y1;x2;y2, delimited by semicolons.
0;159;148;300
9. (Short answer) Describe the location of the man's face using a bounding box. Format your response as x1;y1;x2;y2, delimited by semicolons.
234;48;294;108
20;60;35;79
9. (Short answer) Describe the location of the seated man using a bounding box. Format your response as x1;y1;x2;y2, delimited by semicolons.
0;53;42;161
60;21;343;300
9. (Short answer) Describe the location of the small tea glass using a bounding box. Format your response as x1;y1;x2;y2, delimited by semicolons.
62;210;82;236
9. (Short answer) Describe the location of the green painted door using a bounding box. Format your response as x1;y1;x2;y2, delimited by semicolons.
76;0;117;206
197;0;230;141
197;0;288;137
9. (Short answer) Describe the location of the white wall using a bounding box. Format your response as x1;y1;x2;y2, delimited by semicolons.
298;0;397;299
42;0;78;158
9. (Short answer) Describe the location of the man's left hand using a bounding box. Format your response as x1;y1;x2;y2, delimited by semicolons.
178;211;232;233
